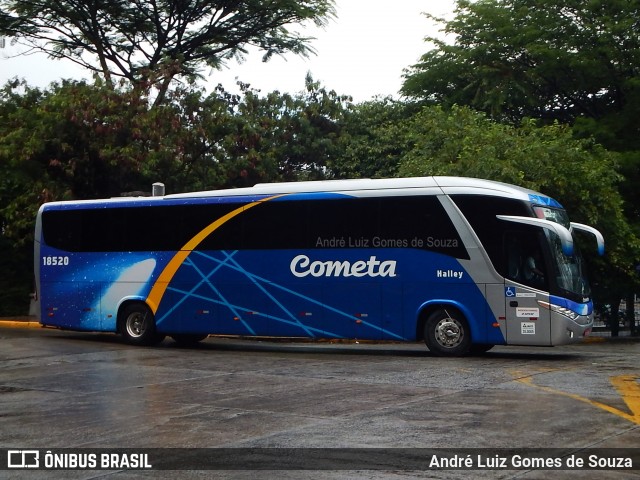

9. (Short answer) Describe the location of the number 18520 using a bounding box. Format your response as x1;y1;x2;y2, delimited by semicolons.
42;256;70;266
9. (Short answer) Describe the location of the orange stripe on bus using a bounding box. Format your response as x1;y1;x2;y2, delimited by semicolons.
146;195;284;314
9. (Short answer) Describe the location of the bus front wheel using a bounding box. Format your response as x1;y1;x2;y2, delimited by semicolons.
119;303;165;346
424;308;471;356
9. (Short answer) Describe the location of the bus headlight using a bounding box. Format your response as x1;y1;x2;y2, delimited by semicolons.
537;301;588;324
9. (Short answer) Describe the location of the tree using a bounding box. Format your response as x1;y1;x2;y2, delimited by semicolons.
329;97;419;179
0;0;335;104
0;78;227;251
402;0;640;129
217;75;352;186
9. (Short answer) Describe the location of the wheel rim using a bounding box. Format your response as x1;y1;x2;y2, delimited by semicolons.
434;316;464;349
125;312;147;338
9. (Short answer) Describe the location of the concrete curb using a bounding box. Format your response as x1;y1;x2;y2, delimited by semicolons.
0;317;42;328
0;321;42;328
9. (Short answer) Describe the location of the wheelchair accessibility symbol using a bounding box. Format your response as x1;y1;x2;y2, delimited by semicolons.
505;287;516;297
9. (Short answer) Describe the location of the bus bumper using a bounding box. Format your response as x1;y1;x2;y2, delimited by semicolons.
550;312;593;345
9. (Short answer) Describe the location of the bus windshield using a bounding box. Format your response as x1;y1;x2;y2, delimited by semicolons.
533;206;570;229
547;231;591;298
535;207;591;299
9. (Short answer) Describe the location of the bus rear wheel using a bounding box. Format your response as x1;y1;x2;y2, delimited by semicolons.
424;308;471;356
119;303;165;346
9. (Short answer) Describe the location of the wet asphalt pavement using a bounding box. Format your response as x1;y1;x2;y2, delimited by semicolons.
1;321;639;479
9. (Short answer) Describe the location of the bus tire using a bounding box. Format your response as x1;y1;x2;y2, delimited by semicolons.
119;303;165;346
171;334;209;347
424;308;471;356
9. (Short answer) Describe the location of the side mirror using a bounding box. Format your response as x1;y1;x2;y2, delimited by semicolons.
570;222;605;256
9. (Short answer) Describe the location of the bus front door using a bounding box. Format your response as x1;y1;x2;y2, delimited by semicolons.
504;283;551;345
502;230;552;345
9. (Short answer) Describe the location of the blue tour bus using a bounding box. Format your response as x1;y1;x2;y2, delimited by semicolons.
34;176;604;356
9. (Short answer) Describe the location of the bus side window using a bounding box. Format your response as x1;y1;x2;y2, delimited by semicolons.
506;237;522;281
504;231;547;289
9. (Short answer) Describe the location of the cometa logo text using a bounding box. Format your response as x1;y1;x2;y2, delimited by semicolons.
290;255;397;278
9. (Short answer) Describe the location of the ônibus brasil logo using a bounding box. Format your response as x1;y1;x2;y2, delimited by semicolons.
290;255;397;278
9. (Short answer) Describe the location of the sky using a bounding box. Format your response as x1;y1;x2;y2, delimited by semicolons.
0;0;456;102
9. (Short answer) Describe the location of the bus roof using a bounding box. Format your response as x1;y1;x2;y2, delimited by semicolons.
40;177;563;209
167;176;542;201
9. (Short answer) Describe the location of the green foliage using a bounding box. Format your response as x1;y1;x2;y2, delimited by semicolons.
402;0;640;127
223;76;352;186
330;97;419;179
0;78;224;229
401;0;640;196
0;76;350;242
